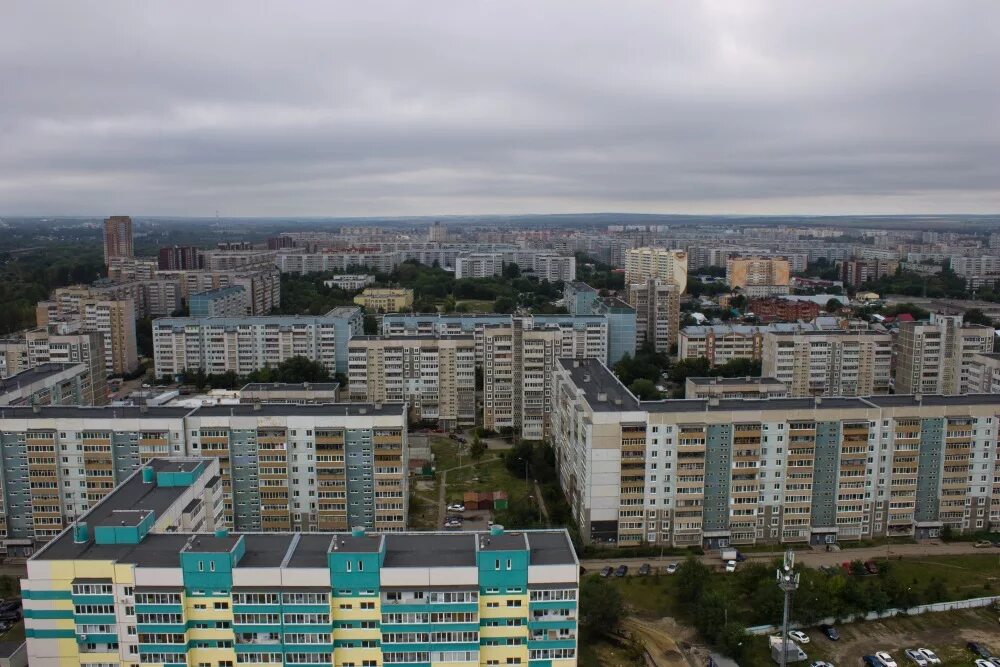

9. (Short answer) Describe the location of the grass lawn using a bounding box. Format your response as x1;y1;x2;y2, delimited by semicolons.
431;436;533;510
883;554;1000;598
455;299;496;312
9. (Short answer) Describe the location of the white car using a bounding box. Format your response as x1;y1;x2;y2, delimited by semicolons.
917;649;940;665
876;652;898;667
788;631;810;644
665;562;679;574
810;662;834;667
447;503;465;512
975;660;994;667
904;650;928;667
724;560;737;573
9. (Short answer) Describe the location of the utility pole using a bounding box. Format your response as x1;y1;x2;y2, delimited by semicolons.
776;549;800;667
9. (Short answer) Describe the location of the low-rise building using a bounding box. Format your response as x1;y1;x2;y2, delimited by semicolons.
238;381;340;403
684;376;788;400
322;273;375;291
353;287;415;312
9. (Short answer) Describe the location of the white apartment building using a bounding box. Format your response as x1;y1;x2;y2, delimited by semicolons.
894;314;994;395
152;307;362;378
762;329;892;397
455;253;504;279
323;274;376;290
623;247;688;291
950;255;1000;288
967;352;1000;394
348;335;476;429
275;251;401;275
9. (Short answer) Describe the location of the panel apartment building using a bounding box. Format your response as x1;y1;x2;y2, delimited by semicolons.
152;307;363;379
895;314;994;395
623;247;688;292
23;458;579;667
762;329;892;397
626;278;681;353
0;402;407;555
37;298;138;376
348;335;477;429
553;358;1000;549
726;256;791;297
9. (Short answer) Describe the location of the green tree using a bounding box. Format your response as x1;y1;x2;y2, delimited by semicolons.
629;378;660;400
469;433;486;460
363;314;378;335
579;576;624;641
826;298;844;313
502;262;521;279
675;556;712;605
963;308;993;326
493;296;516;313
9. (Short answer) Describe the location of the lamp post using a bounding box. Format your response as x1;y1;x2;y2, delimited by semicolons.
776;549;800;667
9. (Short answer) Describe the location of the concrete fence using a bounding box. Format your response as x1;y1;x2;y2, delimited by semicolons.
745;595;1000;635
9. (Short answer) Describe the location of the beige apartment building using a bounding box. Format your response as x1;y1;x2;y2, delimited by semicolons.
0;403;407;552
762;329;892;397
102;215;133;264
726;256;791;297
626;278;681;353
37;297;137;376
623;247;688;292
353;287;415;312
894;314;993;395
553;358;1000;549
685;376;788;400
348;335;476;429
679;324;766;366
967;352;1000;394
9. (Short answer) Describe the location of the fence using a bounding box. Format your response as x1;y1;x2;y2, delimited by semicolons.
745;594;1000;635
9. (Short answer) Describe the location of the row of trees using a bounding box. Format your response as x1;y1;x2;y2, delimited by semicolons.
183;356;333;391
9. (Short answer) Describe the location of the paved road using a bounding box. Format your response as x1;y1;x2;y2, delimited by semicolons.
580;541;991;572
532;479;550;525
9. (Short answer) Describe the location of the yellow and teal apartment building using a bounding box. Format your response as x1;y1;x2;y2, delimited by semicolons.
22;456;580;667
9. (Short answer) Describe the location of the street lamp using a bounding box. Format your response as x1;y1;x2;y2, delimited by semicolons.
775;549;800;667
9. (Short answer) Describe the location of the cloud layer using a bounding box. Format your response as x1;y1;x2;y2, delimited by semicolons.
2;1;999;216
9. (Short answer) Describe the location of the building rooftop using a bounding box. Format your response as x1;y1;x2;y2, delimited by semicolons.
557;358;641;412
687;376;785;386
192;403;405;418
0;362;85;394
240;382;341;392
349;334;475;342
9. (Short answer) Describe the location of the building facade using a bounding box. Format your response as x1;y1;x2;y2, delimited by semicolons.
626;279;680;353
322;274;375;291
102;215;134;264
894;314;994;395
623;247;687;292
726;256;791;297
189;285;247;318
454;253;503;279
348;335;476;429
840;258;899;287
762;330;892;397
23;455;578;667
553;358;1000;549
684;376;788;400
0;403;407;554
157;245;201;270
967;352;1000;394
749;297;820;323
353;288;415;313
0;363;101;407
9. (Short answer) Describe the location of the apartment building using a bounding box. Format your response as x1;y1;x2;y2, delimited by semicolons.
967;352;1000;394
749;297;820;323
188;285;247;317
483;318;607;440
0;326;108;402
107;257;157;282
455;252;504;278
36;297;138;376
552;358;1000;549
23;457;578;667
623;247;688;291
531;253;576;282
238;382;340;404
102;215;133;264
726;256;791;297
348;335;476;428
626;278;681;353
152;307;363;378
0;363;101;407
762;329;892;397
142;279;183;317
275;250;402;275
322;274;375;291
840;258;899;287
895;314;994;395
949;255;1000;289
153;266;280;315
157;245;201;270
679;325;766;366
353;287;414;313
685;376;788;400
198;248;276;271
0;403;407;553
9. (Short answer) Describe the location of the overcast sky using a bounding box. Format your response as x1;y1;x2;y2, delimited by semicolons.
2;1;999;217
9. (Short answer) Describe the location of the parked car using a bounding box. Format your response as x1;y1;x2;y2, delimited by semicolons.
916;649;940;665
969;642;993;659
875;651;898;667
819;624;840;641
638;563;651;576
600;566;613;577
810;662;834;667
788;630;810;644
724;560;737;573
735;550;747;562
904;649;928;666
975;540;994;548
665;562;679;574
988;658;1000;667
975;660;994;667
446;503;465;512
863;656;883;667
614;565;628;578
864;560;880;575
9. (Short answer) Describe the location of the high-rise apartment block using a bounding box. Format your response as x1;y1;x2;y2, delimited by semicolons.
102;215;133;264
553;358;1000;548
762;329;892;397
455;252;504;279
38;297;138;376
153;267;280;314
0;362;102;407
188;285;247;317
157;245;201;270
840;258;899;287
726;256;791;297
967;352;1000;394
0;402;407;552
348;335;476;428
0;324;108;401
623;247;688;291
23;455;578;667
894;314;994;395
626;278;681;353
152;307;362;379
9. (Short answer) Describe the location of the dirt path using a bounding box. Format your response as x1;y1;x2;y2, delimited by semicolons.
622;617;698;667
436;457;502;526
533;478;550;525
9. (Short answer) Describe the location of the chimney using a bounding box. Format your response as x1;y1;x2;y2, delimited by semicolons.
597;392;608;402
31;404;41;414
583;374;591;383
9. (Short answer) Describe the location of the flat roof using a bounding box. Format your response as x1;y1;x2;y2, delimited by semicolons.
0;405;196;420
0;363;85;394
383;533;477;568
349;334;474;342
241;382;340;392
97;510;153;528
687;376;784;386
557;358;640;411
182;534;242;553
192;403;405;418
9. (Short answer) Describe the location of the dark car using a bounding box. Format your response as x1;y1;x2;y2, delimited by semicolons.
638;563;651;576
863;655;882;667
600;566;613;578
968;642;992;659
819;624;840;641
864;560;880;575
735;551;747;562
614;565;628;577
0;600;19;614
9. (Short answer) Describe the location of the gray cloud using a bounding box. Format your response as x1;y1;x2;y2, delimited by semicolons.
1;1;999;216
